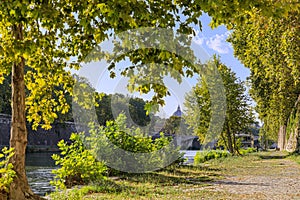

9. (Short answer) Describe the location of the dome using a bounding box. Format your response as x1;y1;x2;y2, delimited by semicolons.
172;105;182;117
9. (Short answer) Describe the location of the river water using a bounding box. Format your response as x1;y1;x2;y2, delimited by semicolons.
26;152;57;196
179;150;198;164
25;150;200;196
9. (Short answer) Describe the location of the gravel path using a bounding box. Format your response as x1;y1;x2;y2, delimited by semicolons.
203;153;300;200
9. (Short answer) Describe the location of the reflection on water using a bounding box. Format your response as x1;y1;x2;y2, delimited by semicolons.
26;167;56;196
180;150;200;164
26;152;58;196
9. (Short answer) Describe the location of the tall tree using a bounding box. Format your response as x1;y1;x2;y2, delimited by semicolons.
228;8;300;150
184;56;254;154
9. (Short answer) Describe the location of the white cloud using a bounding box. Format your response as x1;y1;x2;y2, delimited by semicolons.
193;35;205;46
206;31;232;54
191;28;205;46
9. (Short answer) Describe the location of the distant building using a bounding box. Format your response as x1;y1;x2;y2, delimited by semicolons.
172;105;183;117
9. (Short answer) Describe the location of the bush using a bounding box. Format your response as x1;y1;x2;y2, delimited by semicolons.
194;150;230;165
239;147;256;155
52;113;183;188
87;114;182;175
51;133;107;189
0;147;16;193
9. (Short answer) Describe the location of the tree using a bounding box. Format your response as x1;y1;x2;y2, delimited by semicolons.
162;116;181;134
228;8;300;150
161;115;190;136
95;93;150;128
184;56;254;154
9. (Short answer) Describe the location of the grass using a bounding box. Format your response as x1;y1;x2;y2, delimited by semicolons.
49;165;224;200
288;152;300;164
49;151;300;200
206;151;291;176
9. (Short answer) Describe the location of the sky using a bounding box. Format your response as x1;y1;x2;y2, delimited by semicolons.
76;13;251;119
195;14;250;81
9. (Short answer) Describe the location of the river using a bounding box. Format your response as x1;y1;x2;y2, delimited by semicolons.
25;150;199;196
26;152;57;196
179;150;198;164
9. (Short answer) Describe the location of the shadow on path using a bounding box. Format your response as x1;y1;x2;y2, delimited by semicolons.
211;180;269;187
259;155;288;159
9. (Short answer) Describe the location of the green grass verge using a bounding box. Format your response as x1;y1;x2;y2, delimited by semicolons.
49;165;223;200
288;152;300;165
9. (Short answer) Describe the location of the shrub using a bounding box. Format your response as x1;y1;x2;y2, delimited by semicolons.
52;113;183;187
0;147;16;193
51;133;107;189
87;114;182;175
194;150;230;165
239;147;256;155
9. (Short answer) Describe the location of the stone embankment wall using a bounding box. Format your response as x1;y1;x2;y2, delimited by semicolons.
0;114;76;151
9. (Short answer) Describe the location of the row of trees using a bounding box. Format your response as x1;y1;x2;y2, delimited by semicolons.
0;0;298;199
228;8;300;151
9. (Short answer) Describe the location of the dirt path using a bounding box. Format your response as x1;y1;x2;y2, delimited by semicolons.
204;152;300;200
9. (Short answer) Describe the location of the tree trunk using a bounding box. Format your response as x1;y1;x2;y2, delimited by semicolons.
264;135;268;150
226;123;234;154
291;95;300;153
220;132;229;151
297;129;300;153
233;133;241;155
277;125;286;151
286;126;299;152
8;24;43;200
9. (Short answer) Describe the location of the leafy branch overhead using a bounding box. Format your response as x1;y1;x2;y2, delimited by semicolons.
1;0;296;129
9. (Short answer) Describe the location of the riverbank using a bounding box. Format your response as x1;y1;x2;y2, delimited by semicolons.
48;151;300;200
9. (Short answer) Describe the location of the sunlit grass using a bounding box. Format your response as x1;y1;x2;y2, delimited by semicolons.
49;151;300;200
49;165;223;200
288;152;300;165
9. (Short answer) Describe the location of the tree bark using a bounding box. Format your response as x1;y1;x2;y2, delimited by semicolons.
226;122;234;154
264;134;268;150
233;133;241;155
277;125;286;151
297;128;300;153
220;132;229;151
8;24;43;200
285;95;300;152
293;95;300;153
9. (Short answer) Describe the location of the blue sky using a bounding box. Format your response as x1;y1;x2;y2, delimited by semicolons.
196;13;250;81
77;13;251;118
